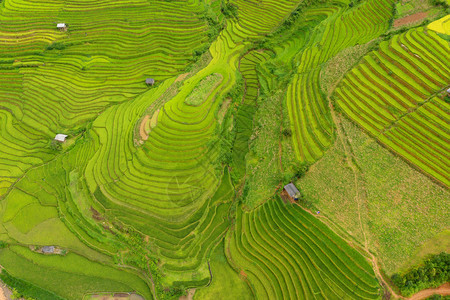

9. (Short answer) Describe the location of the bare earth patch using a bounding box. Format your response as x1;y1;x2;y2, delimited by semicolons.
0;284;7;300
394;12;428;27
175;72;189;83
139;109;160;142
217;98;231;124
139;115;150;141
409;282;450;300
179;288;195;300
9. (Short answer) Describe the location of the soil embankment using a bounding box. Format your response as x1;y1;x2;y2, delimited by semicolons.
394;12;428;27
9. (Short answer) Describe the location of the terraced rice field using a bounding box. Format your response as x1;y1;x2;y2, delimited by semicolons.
232;50;271;179
1;0;448;298
0;0;211;196
284;0;395;163
227;198;380;299
334;28;450;186
0;0;309;297
428;14;450;35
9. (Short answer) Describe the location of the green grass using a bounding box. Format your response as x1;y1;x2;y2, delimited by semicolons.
298;117;450;275
11;204;58;233
194;240;253;300
0;245;152;299
400;230;450;272
185;73;222;106
394;0;433;18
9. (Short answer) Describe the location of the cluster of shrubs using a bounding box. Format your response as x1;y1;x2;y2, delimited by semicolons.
429;0;450;8
220;0;238;19
348;0;362;8
46;42;66;51
391;252;449;297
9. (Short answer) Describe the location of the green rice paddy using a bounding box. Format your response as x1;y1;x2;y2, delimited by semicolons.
0;0;448;299
334;27;450;186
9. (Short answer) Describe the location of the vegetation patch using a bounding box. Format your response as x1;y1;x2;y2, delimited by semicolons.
194;240;252;300
0;269;64;300
402;231;450;272
391;252;449;297
243;92;284;208
320;42;376;96
394;0;434;19
298;117;450;274
184;73;222;106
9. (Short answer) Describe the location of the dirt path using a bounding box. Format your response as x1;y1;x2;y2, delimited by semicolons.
179;289;196;300
146;260;158;300
328;96;368;245
333;111;404;298
408;283;450;300
278;94;284;173
327;92;406;299
0;282;12;300
0;287;6;300
333;108;368;247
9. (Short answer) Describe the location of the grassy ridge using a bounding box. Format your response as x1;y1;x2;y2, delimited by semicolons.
298;116;450;275
231;50;271;179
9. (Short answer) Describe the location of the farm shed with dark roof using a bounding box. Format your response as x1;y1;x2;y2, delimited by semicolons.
284;183;301;201
146;78;155;86
42;246;55;253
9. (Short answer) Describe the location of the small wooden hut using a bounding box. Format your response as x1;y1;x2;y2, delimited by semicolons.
42;246;55;254
57;23;67;31
54;134;68;142
283;183;301;202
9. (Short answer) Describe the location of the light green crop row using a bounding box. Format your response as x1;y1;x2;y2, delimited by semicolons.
335;27;450;186
227;198;380;299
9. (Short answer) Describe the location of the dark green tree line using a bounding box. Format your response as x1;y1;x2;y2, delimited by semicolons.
391;252;449;297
